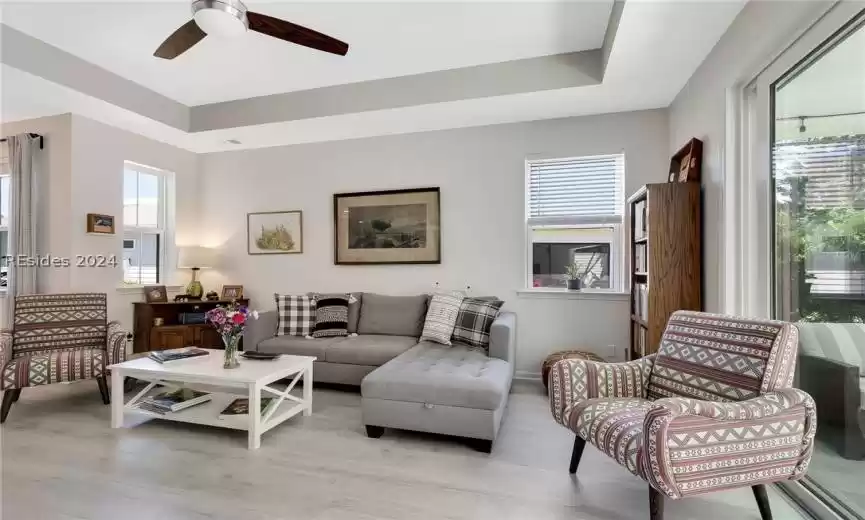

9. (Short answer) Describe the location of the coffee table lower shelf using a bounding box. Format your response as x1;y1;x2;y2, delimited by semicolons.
125;392;307;432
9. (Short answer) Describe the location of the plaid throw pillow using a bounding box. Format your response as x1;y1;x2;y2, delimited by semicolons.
452;298;504;349
312;294;349;338
275;294;316;337
420;293;464;345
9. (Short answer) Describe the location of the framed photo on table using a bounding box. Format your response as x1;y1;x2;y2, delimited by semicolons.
221;285;244;300
333;187;441;265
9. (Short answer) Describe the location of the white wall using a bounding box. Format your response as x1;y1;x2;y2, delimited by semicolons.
1;114;199;328
199;110;669;377
668;0;833;312
69;115;200;327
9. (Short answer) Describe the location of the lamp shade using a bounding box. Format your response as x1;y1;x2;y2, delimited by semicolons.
177;246;217;269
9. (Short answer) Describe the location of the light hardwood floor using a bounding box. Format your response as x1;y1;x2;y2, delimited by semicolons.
2;380;805;520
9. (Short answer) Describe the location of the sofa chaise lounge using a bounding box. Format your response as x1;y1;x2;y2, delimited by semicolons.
244;292;516;452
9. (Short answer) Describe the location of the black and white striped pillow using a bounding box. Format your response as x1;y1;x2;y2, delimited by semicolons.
312;294;350;338
275;294;316;337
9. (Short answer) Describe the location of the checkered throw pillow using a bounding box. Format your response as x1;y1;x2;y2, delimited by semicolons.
451;298;504;349
275;294;316;337
420;293;464;345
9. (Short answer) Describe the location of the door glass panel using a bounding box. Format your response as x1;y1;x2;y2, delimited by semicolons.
773;17;865;520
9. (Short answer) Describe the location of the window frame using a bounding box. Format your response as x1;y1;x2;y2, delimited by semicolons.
524;154;626;293
0;150;8;290
122;161;174;286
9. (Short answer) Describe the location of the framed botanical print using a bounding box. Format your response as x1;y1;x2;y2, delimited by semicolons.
333;187;441;265
247;211;303;255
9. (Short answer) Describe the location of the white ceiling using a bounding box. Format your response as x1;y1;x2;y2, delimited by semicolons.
1;1;613;105
0;1;748;153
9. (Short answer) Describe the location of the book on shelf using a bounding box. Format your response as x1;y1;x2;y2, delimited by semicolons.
148;347;210;364
135;388;212;414
633;283;649;321
633;200;648;240
219;398;276;419
634;244;648;274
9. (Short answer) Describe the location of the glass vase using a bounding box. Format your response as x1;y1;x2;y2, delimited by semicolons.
222;334;240;369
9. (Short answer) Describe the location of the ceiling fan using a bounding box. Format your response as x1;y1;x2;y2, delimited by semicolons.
154;0;349;60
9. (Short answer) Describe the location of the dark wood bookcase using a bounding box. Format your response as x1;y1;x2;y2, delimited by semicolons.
628;182;702;359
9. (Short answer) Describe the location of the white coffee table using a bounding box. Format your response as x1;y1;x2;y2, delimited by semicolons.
109;350;315;449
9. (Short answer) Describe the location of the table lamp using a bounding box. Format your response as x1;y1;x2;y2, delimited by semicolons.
177;246;216;299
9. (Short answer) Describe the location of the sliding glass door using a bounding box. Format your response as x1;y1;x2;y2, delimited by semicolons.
769;7;865;519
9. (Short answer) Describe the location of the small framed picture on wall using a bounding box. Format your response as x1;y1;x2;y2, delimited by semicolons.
86;213;115;234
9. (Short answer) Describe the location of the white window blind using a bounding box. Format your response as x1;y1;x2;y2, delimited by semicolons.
527;153;625;225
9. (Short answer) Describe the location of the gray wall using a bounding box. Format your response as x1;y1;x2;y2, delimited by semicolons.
198;110;670;376
668;0;833;312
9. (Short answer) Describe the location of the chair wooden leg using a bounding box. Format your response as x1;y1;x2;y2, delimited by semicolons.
365;425;384;438
649;486;665;520
569;435;586;474
97;376;110;405
752;484;773;520
1;389;20;423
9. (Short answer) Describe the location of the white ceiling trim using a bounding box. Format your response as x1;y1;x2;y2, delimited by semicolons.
0;0;748;153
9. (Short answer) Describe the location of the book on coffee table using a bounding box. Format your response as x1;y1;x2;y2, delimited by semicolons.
219;397;276;419
148;347;210;364
136;388;212;414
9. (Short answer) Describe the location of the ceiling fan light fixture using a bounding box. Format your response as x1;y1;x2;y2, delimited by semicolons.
192;0;248;37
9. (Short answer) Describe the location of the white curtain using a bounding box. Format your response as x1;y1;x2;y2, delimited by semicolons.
5;134;39;324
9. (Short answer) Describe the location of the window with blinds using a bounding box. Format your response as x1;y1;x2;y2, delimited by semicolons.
525;154;625;291
527;153;625;225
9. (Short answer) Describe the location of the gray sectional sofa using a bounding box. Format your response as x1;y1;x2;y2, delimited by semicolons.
244;292;516;452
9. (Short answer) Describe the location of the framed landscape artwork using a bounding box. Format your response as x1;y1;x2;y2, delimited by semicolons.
247;211;303;255
333;187;441;265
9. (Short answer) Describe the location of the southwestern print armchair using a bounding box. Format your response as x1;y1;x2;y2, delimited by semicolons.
549;311;816;520
0;293;131;423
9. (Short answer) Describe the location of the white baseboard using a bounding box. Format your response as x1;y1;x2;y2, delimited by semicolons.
514;370;541;382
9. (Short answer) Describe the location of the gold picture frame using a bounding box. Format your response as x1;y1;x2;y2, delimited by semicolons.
221;285;244;300
86;213;115;234
247;211;303;255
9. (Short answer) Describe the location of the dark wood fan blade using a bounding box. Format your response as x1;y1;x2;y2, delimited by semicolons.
154;20;207;59
246;11;348;56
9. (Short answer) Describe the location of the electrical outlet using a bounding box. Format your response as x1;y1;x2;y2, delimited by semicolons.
606;344;618;361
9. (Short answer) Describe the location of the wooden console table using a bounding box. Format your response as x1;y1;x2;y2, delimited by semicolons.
133;299;250;354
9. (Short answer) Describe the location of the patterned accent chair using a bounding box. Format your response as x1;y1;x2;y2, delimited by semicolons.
0;293;131;423
549;311;816;520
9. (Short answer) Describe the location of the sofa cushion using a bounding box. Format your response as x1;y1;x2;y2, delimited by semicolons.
312;294;349;338
451;298;504;349
256;335;345;359
361;342;512;410
357;293;428;337
274;294;316;337
799;323;865;377
348;292;363;334
325;335;418;366
420;293;464;345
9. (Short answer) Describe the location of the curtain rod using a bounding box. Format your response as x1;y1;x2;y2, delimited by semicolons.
0;133;44;150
